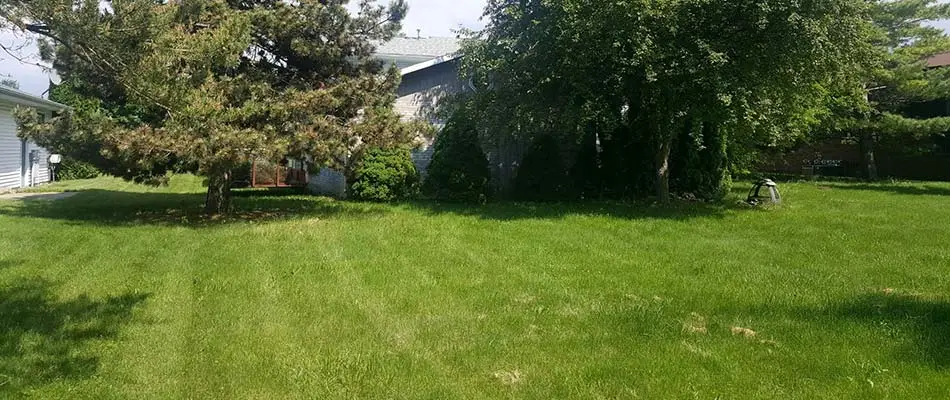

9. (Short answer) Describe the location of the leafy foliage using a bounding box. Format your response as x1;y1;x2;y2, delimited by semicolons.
349;147;420;202
459;0;873;201
670;121;731;201
54;157;101;181
513;135;569;201
821;0;950;179
423;117;491;203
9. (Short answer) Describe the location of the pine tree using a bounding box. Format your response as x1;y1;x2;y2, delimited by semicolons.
4;0;422;213
831;0;950;180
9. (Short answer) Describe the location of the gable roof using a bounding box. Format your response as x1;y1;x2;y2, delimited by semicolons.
375;36;461;72
0;85;67;112
376;37;461;59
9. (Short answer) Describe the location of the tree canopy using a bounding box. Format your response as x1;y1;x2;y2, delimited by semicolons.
823;0;950;180
4;0;424;212
459;0;874;201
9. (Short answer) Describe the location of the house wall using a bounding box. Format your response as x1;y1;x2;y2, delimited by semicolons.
0;103;21;189
0;102;52;190
393;59;528;193
395;60;466;175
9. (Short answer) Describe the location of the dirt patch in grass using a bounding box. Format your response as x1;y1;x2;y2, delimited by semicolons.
683;312;708;335
493;369;524;386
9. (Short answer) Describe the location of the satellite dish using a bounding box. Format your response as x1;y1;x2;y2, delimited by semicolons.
48;73;62;86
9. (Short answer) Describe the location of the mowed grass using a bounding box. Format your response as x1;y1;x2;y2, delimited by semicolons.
1;176;949;399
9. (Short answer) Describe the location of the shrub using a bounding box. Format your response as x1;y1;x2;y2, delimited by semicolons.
670;121;732;201
513;135;570;201
570;130;603;199
423;118;491;202
349;147;420;201
54;157;101;181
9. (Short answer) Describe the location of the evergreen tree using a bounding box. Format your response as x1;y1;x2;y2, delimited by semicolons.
4;0;422;213
827;0;950;180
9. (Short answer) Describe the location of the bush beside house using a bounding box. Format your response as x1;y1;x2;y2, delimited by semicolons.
349;148;420;201
56;157;101;181
513;135;570;201
422;118;491;202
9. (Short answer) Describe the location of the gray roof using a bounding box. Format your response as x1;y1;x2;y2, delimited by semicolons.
0;85;67;111
375;37;461;59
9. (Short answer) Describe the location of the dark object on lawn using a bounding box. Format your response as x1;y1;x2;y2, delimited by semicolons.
747;179;781;205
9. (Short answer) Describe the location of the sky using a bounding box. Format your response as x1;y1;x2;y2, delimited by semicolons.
0;0;488;97
2;1;950;98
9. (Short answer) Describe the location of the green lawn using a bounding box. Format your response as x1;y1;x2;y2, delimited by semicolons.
1;176;949;399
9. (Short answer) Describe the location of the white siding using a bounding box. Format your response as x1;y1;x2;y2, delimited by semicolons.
0;103;21;190
307;168;347;198
0;102;53;190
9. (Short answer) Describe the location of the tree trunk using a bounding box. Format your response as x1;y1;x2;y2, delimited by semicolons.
205;169;233;214
860;130;879;181
655;134;672;203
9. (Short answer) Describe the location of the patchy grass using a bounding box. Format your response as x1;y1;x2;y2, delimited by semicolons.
1;176;949;398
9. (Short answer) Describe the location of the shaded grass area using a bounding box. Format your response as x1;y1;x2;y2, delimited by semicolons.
0;275;148;395
0;176;949;398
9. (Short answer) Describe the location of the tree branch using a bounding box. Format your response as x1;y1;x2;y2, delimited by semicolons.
0;41;51;72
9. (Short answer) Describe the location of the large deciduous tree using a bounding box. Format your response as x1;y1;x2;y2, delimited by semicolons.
460;0;872;202
4;0;422;213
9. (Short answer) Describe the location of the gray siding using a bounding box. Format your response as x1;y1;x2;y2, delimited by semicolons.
309;59;466;195
395;60;464;124
308;168;347;198
394;60;465;175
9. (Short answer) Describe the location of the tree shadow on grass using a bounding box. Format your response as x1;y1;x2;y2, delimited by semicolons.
0;278;149;394
404;198;743;221
729;291;950;370
831;291;950;369
822;183;950;196
0;260;22;271
0;189;390;228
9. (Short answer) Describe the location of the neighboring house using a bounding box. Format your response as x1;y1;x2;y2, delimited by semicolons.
374;36;466;173
0;86;68;191
309;36;466;196
308;36;529;196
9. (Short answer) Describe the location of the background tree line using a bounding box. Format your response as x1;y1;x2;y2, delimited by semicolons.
4;0;950;208
426;0;950;203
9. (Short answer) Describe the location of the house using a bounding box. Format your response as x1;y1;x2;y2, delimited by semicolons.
307;36;529;196
0;86;68;191
308;36;466;196
373;36;466;172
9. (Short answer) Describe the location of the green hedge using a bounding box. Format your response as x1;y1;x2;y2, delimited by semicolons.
423;118;492;202
670;121;732;201
514;135;570;201
55;157;101;181
349;148;420;201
